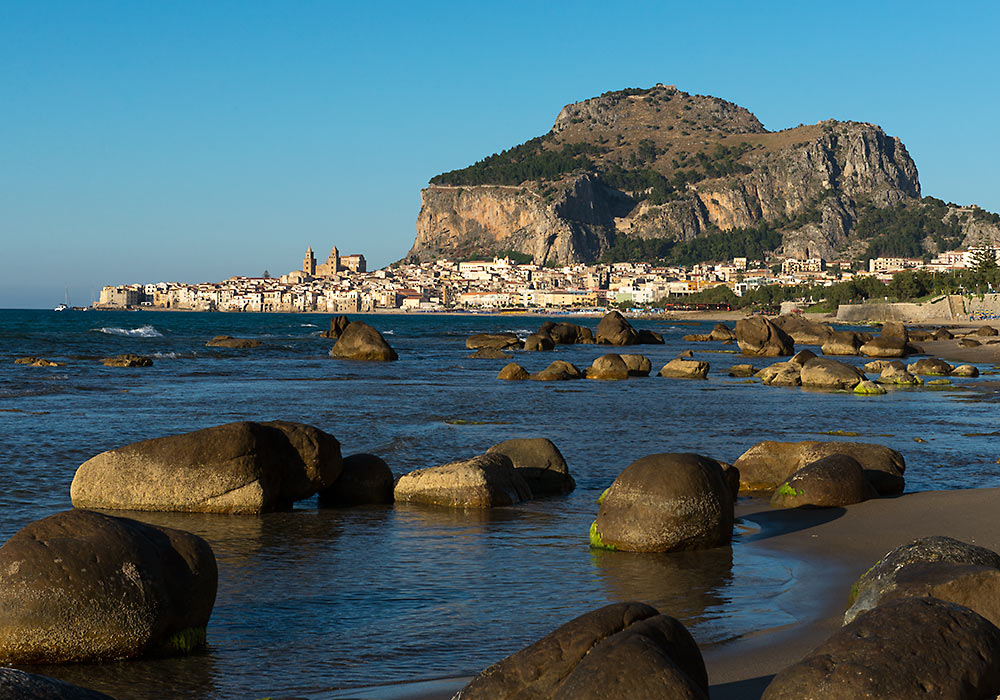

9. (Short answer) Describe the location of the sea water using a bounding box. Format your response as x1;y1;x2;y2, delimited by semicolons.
1;309;998;699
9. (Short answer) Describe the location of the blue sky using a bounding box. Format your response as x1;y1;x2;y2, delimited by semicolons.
2;0;998;307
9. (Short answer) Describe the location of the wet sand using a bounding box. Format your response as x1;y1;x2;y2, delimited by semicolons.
325;488;1000;700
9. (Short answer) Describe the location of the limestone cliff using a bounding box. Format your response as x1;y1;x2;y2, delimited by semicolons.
410;85;994;264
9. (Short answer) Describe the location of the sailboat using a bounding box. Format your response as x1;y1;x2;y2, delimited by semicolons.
54;285;69;312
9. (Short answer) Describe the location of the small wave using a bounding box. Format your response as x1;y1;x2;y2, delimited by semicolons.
300;323;318;328
151;352;179;359
93;325;163;338
383;330;394;335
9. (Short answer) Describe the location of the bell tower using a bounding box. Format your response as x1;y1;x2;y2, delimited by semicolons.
329;246;340;273
303;246;316;276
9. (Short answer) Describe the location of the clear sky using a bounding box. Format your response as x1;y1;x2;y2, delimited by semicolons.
2;0;998;308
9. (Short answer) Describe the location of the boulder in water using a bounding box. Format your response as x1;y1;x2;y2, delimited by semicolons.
523;334;554;351
0;510;217;663
770;455;877;508
0;668;117;700
821;329;863;356
620;354;651;376
497;363;530;380
486;437;574;496
320;315;351;339
393;453;532;508
465;333;522;351
734;317;794;356
101;354;152;367
595;311;638;346
467;348;512;359
205;335;261;349
329;321;397;361
71;421;343;514
952;364;980;377
531;360;583;381
318;453;394;506
585;354;630;380
799;357;865;390
658;358;709;379
908;358;954;375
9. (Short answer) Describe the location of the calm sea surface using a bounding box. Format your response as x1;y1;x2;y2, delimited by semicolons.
2;309;999;699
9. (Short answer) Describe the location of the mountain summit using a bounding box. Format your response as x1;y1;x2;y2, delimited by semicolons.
409;85;997;265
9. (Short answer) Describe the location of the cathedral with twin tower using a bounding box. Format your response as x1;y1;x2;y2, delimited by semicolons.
302;245;366;277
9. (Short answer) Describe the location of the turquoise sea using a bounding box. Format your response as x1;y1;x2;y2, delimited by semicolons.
2;309;999;699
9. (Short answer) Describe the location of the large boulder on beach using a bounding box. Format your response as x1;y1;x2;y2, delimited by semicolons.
620;354;651;376
658;358;709;380
734;317;794;356
531;360;583;381
770;455;877;508
523;333;554;352
205;335;261;349
953;364;980;377
71;421;343;514
320;315;351;339
762;597;1000;700
0;668;117;700
585;354;630;380
595;311;638;346
799;357;865;391
318;453;394;506
329;321;397;361
821;329;863;356
591;453;734;553
453;602;709;700
859;336;911;358
908;357;954;375
0;510;217;664
960;337;982;347
465;333;522;351
734;440;905;495
393;453;531;508
846;536;1000;614
976;325;999;336
497;363;530;380
101;354;152;367
486;438;574;496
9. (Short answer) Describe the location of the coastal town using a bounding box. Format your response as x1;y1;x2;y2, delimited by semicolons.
95;242;1000;314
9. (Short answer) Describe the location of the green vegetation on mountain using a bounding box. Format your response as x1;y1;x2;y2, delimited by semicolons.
856;197;964;259
430;138;606;187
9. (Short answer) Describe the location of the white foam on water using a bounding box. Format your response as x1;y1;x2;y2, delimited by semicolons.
93;325;163;338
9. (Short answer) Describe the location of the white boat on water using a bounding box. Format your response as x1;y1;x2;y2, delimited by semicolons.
54;303;68;312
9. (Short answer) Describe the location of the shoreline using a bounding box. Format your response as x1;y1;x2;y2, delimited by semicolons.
317;487;1000;700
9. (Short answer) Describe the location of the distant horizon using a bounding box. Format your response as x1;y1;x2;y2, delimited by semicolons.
4;1;1000;308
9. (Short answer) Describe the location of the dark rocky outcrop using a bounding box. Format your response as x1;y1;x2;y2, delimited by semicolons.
393;453;532;508
734;317;794;356
755;361;801;386
620;354;652;376
320;315;351;339
846;536;1000;613
709;323;737;341
537;321;594;345
770;455;877;508
486;437;574;496
71;421;343;514
658;358;709;379
591;453;734;552
465;333;522;351
727;363;756;377
0;668;117;700
908;357;954;375
585;354;631;380
467;348;512;359
101;354;152;367
14;357;62;367
0;510;217;663
318;453;394;506
853;379;887;395
497;363;530;380
878;364;922;385
636;328;665;344
952;364;980;377
771;315;833;345
821;329;864;356
762;598;1000;700
206;335;261;349
329;321;398;361
453;602;708;700
734;440;905;495
976;325;998;336
799;357;865;390
523;334;554;351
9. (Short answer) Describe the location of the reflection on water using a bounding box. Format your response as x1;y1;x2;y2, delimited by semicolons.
2;310;1000;698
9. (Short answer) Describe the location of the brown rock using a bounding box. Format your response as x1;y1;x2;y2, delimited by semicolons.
727;363;756;377
959;337;982;347
595;311;638;345
71;421;342;514
620;354;652;376
531;360;583;381
709;323;737;341
393;453;532;508
789;349;817;366
908;358;954;375
734;440;905;495
636;328;665;344
952;364;980;378
799;357;865;390
320;315;351;339
771;315;833;345
0;510;216;664
467;348;512;359
0;668;117;700
592;453;734;553
486;437;574;496
329;321;398;361
523;333;554;351
101;354;153;367
658;358;709;379
734;316;794;356
586;354;631;380
770;455;877;508
859;336;910;358
755;361;801;386
465;333;522;351
453;602;708;700
976;325;998;336
864;359;905;373
14;357;62;367
540;321;594;345
205;335;261;349
318;453;394;506
497;363;530;380
762;598;1000;700
821;329;863;356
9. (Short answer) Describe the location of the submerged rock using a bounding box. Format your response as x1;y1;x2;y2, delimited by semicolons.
205;335;261;348
14;357;62;367
467;348;512;360
318;453;394;506
908;357;954;376
71;421;343;514
592;453;734;553
465;332;522;350
497;363;530;380
329;321;398;361
853;379;886;395
0;510;217;664
101;354;152;367
0;668;117;700
393;453;532;508
453;602;709;700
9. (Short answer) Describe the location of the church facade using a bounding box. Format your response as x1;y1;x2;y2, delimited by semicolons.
303;246;366;277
